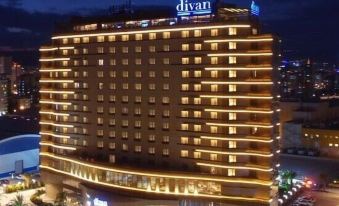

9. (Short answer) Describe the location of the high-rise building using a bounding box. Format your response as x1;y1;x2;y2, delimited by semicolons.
0;57;12;75
0;77;9;115
39;2;280;206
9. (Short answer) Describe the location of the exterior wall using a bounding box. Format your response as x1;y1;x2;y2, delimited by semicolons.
39;8;279;206
281;122;303;148
303;128;339;158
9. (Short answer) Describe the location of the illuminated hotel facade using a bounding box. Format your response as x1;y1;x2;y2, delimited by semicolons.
39;1;280;206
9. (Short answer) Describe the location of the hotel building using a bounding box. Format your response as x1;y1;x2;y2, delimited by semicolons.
39;2;280;206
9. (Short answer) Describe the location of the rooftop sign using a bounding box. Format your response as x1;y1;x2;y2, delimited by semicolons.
176;0;212;16
251;1;260;16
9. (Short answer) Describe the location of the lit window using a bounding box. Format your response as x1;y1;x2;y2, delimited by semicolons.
229;155;237;163
163;45;170;51
149;33;156;40
211;98;218;106
163;58;170;64
162;97;170;104
97;141;104;148
149;84;156;90
229;141;237;148
148;147;155;154
135;59;142;65
97;71;104;77
194;71;201;78
229;113;237;120
122;144;128;151
194;138;201;145
181;31;189;38
211;140;218;147
97;36;105;42
135;34;143;41
109;47;116;53
181;57;190;64
181;97;189;104
163;32;170;39
181;111;189;117
211;29;218;36
194;84;201;91
194;111;201;118
108;36;116;42
149;46;156;52
109;107;115;114
229;70;237;78
182;71;189;78
163;110;170;117
110;59;116;65
194;152;201;159
149;71;156;77
194;57;202;64
229;56;237;64
181;84;189;91
229;85;237;92
194;30;201;37
163;84;170;90
122;47;129;53
122;59;129;65
194;125;201;131
210;154;218;161
211;43;218;51
73;38;80;44
194;44;202;51
163;71;170;77
210;112;218;119
109;143;116;150
109;155;115;163
135;84;142;90
229;28;237;35
122;35;129;41
211;71;218;78
135;46;142;53
135;146;142;153
182;44;189;51
181;137;189;144
181;150;189;157
163;149;169;156
229;42;237;50
211;57;218;65
181;124;189;131
123;83;129;90
229;98;237;106
229;127;237;135
228;169;236;176
194;98;201;105
62;38;68;44
211;85;218;92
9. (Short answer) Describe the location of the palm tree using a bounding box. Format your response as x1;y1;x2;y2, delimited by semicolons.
54;192;68;206
10;194;27;206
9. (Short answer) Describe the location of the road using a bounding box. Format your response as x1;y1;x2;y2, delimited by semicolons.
302;188;339;206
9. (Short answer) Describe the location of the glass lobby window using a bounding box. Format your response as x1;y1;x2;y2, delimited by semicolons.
229;42;237;50
181;31;189;38
163;32;170;39
229;28;237;35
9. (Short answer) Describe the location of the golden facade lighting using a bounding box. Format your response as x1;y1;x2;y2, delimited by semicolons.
201;81;273;85
200;95;273;99
39;101;72;106
204;109;274;114
39;152;273;186
39;80;74;83
40;142;76;151
206;122;274;128
39;111;70;116
197;163;273;172
207;53;273;57
40;90;75;94
39;58;70;62
39;122;74;128
205;67;273;71
52;25;251;39
40;69;72;72
204;38;273;43
39;132;70;139
196;149;273;157
200;136;273;143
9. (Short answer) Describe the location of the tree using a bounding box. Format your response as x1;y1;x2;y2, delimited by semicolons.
54;192;68;206
10;194;27;206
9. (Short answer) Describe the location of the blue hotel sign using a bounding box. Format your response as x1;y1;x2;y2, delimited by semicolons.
251;1;260;16
176;0;212;16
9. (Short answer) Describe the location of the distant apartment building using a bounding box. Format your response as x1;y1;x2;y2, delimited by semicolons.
0;77;9;115
0;56;12;75
39;1;280;206
280;59;338;100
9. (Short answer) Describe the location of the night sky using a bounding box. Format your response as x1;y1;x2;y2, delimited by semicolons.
0;0;338;66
